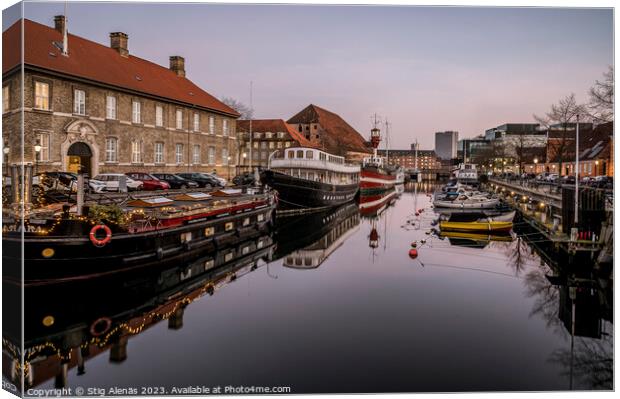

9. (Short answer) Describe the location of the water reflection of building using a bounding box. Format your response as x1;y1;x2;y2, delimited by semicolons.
2;233;275;391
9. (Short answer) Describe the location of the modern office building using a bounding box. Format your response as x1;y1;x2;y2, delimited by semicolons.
434;131;458;160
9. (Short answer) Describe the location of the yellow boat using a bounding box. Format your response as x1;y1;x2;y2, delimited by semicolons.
439;220;513;233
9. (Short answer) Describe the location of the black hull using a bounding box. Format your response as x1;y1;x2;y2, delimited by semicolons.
3;204;275;284
261;170;358;209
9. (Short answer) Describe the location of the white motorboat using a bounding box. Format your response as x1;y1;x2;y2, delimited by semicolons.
433;194;500;209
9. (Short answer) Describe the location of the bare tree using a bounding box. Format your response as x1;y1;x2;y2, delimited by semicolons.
220;97;254;120
534;94;587;176
588;66;614;123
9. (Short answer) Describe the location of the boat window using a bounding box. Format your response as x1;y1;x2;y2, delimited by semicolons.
288;151;294;159
304;257;312;266
306;150;314;159
296;150;304;158
308;172;315;181
320;153;327;161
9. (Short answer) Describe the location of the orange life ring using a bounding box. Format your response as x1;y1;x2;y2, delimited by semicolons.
409;249;418;258
90;317;112;337
90;224;112;247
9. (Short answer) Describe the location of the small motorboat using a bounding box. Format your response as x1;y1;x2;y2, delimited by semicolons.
439;212;513;233
433;194;500;209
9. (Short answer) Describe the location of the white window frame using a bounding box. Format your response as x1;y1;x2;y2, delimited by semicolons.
223;119;228;136
35;133;50;161
105;137;118;162
176;109;183;130
222;148;229;165
155;105;163;127
73;89;85;115
2;85;9;113
154;142;164;164
106;95;116;119
131;140;142;163
34;82;50;110
209;116;215;134
193;113;200;132
193;145;201;164
176;144;184;164
208;146;216;165
132;101;141;124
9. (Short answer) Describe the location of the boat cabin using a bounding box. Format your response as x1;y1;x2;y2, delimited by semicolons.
270;147;360;186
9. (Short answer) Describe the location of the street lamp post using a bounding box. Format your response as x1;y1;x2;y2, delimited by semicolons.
227;156;232;180
533;158;538;174
595;160;599;176
3;145;9;176
34;144;42;174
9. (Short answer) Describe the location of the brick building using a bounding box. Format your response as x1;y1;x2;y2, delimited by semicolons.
2;17;239;181
523;121;614;177
376;149;441;171
286;104;370;161
236;119;314;171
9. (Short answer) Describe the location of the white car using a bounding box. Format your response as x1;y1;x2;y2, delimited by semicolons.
92;174;143;191
545;173;559;182
205;173;227;187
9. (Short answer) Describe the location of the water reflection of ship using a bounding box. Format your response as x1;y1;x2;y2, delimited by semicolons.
273;203;360;268
359;188;399;257
358;187;398;217
281;206;360;270
2;232;275;391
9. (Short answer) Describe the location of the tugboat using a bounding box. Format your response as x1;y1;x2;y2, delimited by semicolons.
261;147;360;209
2;188;277;283
360;118;398;194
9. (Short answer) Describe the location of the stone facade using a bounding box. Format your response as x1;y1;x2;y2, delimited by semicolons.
2;70;238;178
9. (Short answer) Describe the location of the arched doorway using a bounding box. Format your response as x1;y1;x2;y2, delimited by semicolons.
67;142;92;176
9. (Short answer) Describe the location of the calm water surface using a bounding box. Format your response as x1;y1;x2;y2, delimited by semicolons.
25;184;613;392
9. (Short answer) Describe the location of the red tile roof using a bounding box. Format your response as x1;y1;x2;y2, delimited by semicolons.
287;104;371;155
2;19;239;117
236;119;316;148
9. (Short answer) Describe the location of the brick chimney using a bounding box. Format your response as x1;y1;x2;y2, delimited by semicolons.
110;32;129;57
54;15;66;33
169;56;185;77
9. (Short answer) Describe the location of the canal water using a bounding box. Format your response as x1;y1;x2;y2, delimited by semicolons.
21;183;613;393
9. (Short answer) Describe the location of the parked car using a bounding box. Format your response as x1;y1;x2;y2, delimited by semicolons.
92;174;143;191
125;172;170;190
204;172;227;187
545;173;559;182
33;172;107;193
561;175;576;184
177;173;219;188
232;172;256;186
591;175;612;189
151;173;199;189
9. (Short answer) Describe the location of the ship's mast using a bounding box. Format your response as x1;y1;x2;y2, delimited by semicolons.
384;119;390;164
370;114;381;161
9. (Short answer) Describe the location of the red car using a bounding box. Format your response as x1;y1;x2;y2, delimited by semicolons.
125;172;170;190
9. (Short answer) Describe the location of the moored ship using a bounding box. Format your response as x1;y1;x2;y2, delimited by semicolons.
2;188;277;284
260;147;360;209
360;122;398;194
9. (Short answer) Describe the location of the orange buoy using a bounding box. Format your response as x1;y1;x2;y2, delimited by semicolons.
411;241;417;248
408;249;418;258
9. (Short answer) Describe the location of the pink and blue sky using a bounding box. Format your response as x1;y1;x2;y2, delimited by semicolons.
3;2;613;149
